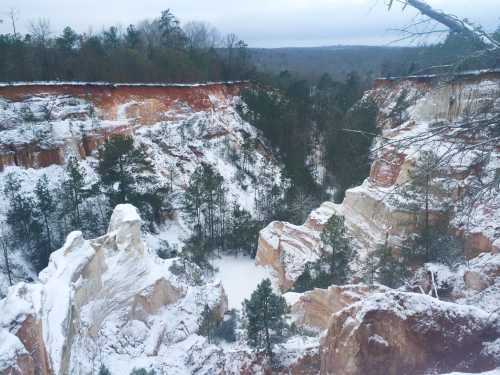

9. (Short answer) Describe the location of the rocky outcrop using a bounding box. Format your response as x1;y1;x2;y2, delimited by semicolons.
257;71;500;294
0;204;228;374
342;72;500;255
289;284;387;331
320;291;500;375
255;202;337;291
0;82;245;170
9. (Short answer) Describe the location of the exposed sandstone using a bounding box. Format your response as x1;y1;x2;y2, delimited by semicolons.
0;204;227;374
255;202;337;291
0;82;245;170
320;291;499;375
464;271;491;292
290;284;386;331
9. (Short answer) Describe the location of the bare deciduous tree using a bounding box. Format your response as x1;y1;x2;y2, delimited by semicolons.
183;21;221;50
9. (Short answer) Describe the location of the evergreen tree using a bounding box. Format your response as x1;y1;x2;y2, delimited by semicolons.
62;156;87;228
320;215;353;285
34;174;56;266
375;244;408;289
198;304;222;344
0;231;13;287
97;134;167;225
293;263;314;293
395;151;463;265
184;166;205;234
243;279;288;358
227;204;260;257
362;250;377;289
182;235;213;270
183;164;227;250
98;365;112;375
3;174;43;267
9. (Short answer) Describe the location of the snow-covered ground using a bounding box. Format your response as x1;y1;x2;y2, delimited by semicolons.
213;255;272;310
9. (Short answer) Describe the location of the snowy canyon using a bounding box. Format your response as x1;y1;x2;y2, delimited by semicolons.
0;72;500;374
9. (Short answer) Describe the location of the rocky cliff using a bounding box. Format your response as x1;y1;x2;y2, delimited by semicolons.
256;70;500;290
0;82;244;170
255;70;500;374
0;204;229;374
0;80;282;294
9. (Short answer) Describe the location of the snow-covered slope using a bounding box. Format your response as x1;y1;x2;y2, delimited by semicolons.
256;70;500;292
0;82;283;295
253;71;500;374
0;204;228;374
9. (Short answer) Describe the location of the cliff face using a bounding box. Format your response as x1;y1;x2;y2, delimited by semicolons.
252;71;500;375
0;82;244;170
342;71;500;255
0;204;228;374
256;71;500;291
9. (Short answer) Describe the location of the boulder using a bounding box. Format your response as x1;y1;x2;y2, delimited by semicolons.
464;271;491;292
320;291;499;375
290;284;386;331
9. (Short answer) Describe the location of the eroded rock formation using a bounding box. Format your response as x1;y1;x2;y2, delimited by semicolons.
289;284;387;331
257;71;500;292
255;202;336;291
0;204;227;374
0;82;245;170
320;291;499;375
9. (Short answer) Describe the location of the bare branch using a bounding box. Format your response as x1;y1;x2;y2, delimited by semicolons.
388;0;500;50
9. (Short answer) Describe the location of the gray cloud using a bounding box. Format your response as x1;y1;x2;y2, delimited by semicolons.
0;0;498;47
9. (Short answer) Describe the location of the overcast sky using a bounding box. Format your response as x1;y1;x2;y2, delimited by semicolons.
0;0;498;47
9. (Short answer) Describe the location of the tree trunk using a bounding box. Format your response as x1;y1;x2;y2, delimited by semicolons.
391;0;500;49
1;239;13;286
424;174;430;260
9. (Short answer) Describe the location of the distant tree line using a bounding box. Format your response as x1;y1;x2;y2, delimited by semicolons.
380;30;500;77
0;9;253;82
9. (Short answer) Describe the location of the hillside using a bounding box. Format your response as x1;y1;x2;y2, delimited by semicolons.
0;81;283;295
256;70;500;374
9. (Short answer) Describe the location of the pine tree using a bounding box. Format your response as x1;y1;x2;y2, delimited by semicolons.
244;279;288;358
4;175;35;251
395;151;460;265
0;231;13;286
182;235;213;271
363;250;377;289
62;156;87;227
321;215;353;285
227;204;260;257
98;365;112;375
97;135;149;206
198;304;222;344
375;244;408;289
293;263;314;293
184;166;205;235
97;135;166;225
34;174;56;266
183;164;227;251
